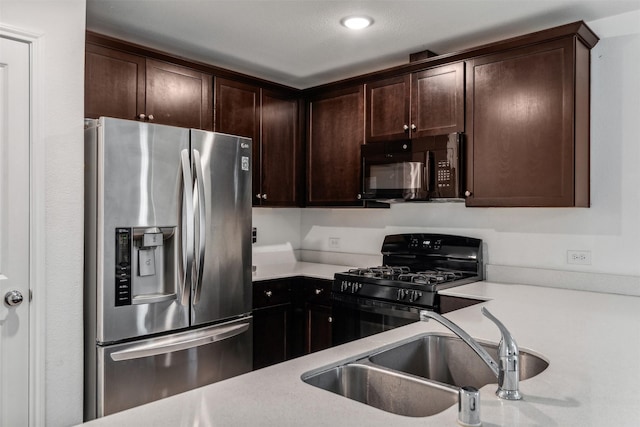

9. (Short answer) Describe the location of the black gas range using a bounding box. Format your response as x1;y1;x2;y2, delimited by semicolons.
331;234;483;345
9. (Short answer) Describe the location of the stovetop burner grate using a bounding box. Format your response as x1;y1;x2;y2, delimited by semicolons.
345;265;469;285
347;265;411;278
333;234;483;307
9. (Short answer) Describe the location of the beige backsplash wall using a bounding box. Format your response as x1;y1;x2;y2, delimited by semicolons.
254;12;640;285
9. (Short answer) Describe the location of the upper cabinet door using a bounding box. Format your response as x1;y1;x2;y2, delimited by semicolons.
465;37;589;207
214;78;259;140
85;44;212;130
214;78;261;203
307;85;365;206
365;63;464;143
411;62;464;138
85;44;145;121
260;91;301;206
365;75;411;142
145;59;212;130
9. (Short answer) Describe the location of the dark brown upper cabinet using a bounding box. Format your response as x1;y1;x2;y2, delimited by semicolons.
85;44;145;122
464;35;593;207
215;78;302;207
214;77;260;140
306;85;365;206
145;59;212;130
260;90;303;207
365;62;464;143
85;43;212;130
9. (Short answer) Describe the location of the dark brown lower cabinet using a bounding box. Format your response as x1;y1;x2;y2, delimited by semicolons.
306;304;332;354
252;279;292;370
253;277;332;369
302;278;332;354
252;304;291;370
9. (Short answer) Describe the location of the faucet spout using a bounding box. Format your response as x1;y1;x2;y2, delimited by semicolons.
419;308;522;400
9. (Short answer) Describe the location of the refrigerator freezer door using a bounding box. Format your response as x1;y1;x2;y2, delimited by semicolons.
87;117;191;343
190;131;253;325
92;316;253;418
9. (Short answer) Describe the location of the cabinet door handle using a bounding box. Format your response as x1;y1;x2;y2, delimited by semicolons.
315;288;323;295
465;190;472;197
411;124;417;131
328;316;333;323
264;290;272;298
262;194;267;200
256;194;262;199
403;124;409;132
138;113;146;120
147;114;154;121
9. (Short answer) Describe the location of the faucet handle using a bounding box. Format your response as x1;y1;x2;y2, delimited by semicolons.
481;307;518;357
481;307;522;400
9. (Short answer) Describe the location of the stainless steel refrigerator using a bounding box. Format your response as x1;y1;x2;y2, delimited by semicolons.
84;117;253;420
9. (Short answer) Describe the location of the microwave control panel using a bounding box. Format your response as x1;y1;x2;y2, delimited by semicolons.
432;147;459;198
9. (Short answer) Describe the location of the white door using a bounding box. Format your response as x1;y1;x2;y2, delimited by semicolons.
0;35;31;426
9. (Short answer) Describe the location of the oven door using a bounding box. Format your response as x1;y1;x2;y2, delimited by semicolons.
331;293;423;346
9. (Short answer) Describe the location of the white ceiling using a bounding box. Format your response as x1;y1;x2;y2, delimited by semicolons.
86;0;640;89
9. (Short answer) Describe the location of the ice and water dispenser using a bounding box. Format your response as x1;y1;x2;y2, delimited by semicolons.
115;226;178;306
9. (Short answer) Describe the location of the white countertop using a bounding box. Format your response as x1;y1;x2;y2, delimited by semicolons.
251;261;349;281
80;264;640;426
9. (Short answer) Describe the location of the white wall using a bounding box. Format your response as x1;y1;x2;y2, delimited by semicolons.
1;1;86;425
258;11;640;282
253;208;301;248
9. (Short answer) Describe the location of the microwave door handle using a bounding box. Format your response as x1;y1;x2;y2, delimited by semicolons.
424;150;431;193
192;149;206;305
360;153;366;198
179;149;194;306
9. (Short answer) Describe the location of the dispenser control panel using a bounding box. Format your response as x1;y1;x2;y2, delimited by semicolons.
115;228;132;306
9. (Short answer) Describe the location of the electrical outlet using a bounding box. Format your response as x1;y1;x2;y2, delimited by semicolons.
328;237;341;249
567;250;591;265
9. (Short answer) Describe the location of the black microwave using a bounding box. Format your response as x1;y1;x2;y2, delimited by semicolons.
360;133;463;202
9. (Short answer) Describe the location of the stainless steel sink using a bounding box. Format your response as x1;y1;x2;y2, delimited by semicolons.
302;363;458;417
302;333;548;417
368;333;549;389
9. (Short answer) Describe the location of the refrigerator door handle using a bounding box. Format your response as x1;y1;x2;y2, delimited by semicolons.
192;149;206;305
109;321;250;362
179;149;195;306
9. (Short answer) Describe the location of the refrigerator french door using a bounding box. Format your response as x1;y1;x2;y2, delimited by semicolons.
84;117;253;419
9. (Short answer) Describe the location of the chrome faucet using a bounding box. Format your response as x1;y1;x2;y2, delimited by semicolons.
420;307;522;400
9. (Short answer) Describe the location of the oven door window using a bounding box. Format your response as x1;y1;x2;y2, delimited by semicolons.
331;296;420;346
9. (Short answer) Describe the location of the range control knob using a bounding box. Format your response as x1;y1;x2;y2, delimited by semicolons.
396;289;408;301
408;290;423;302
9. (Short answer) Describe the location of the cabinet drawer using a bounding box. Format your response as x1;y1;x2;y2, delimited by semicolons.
303;278;332;305
253;279;291;308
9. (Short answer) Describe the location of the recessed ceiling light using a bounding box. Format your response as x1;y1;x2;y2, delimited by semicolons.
341;16;373;30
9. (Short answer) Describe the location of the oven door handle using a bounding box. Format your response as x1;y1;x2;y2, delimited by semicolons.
331;295;425;320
